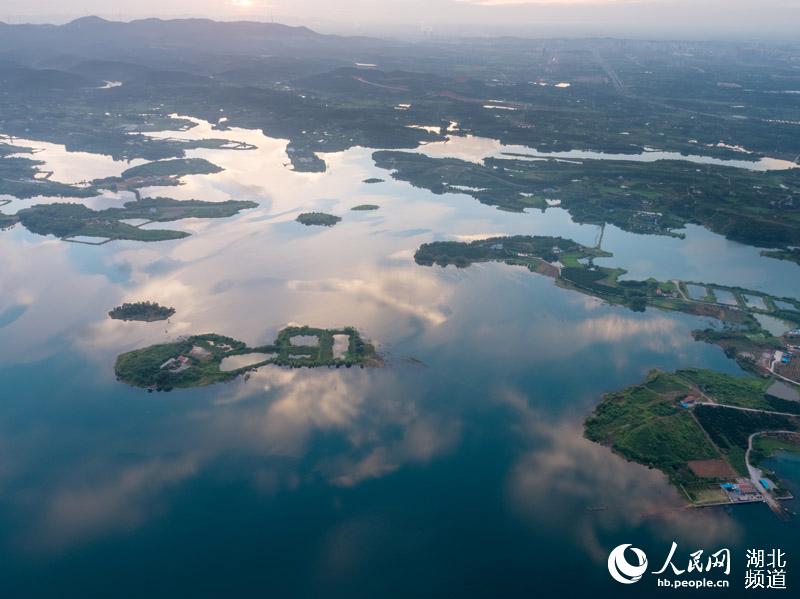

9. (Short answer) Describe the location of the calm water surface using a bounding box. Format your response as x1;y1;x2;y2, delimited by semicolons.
416;133;800;171
1;120;798;597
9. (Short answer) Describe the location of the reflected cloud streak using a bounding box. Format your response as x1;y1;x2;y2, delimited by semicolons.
498;388;742;563
31;454;201;551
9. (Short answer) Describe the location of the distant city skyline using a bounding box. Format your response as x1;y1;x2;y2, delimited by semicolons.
2;1;799;40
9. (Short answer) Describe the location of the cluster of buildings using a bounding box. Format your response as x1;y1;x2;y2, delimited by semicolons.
655;286;677;298
720;479;762;503
774;349;795;367
160;355;190;372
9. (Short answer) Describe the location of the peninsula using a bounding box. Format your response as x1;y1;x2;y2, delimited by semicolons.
93;158;223;195
585;369;800;512
376;151;800;253
415;235;800;380
761;248;800;266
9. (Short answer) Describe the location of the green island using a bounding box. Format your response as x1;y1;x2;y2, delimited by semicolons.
115;326;381;390
415;234;800;381
108;301;176;322
3;197;257;242
296;212;342;227
286;142;327;173
362;178;384;184
585;368;800;510
351;204;379;211
121;158;221;180
93;158;223;193
374;151;800;251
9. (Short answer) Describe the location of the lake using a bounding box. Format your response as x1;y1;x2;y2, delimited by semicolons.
1;119;798;596
415;133;800;172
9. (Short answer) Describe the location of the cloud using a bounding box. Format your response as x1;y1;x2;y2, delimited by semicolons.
287;272;451;326
30;454;202;551
495;388;741;563
322;416;462;487
209;367;462;481
459;0;646;4
0;235;116;364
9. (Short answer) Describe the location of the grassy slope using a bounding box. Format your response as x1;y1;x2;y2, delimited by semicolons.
585;371;718;485
586;369;800;491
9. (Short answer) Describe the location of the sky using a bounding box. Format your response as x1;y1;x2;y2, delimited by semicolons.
2;0;799;40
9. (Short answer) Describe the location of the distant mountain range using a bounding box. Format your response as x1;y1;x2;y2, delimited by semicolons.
0;16;387;69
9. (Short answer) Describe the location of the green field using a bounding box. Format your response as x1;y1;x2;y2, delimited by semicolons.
585;370;718;487
585;369;800;494
750;435;800;467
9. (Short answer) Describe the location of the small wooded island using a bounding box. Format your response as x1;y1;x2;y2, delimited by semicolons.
109;301;175;322
351;204;379;211
115;325;380;390
296;212;341;227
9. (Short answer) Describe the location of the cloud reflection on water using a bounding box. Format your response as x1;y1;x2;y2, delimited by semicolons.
25;454;198;552
21;363;463;551
1;115;789;564
499;388;742;564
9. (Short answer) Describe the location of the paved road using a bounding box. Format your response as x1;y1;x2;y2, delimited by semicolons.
745;431;800;516
767;353;800;387
592;48;626;95
695;402;800;419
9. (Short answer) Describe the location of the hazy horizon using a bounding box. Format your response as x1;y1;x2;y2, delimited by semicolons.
3;0;800;41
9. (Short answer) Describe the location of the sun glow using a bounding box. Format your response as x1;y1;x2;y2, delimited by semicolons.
231;0;254;8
